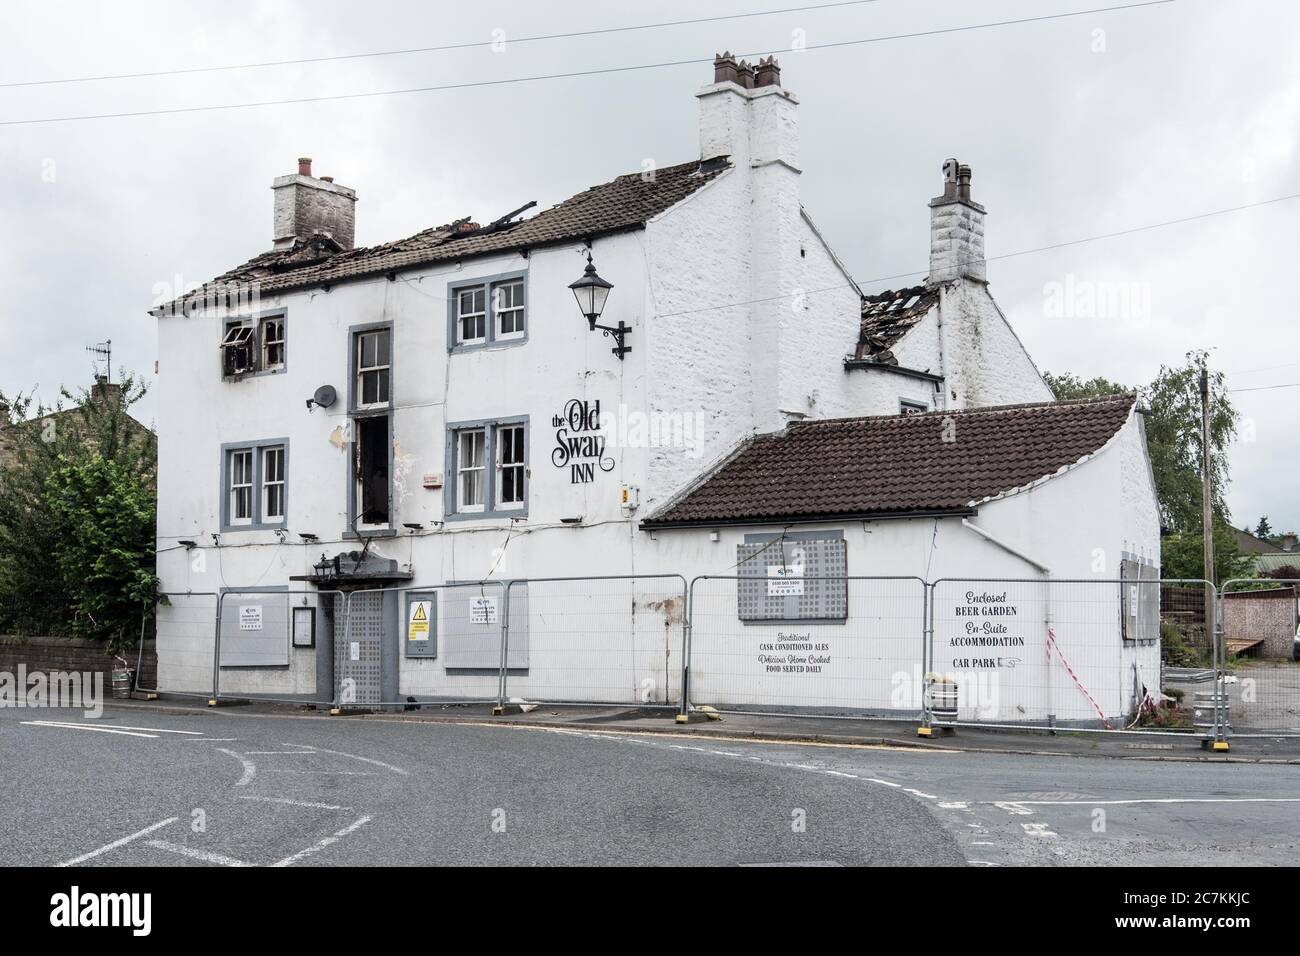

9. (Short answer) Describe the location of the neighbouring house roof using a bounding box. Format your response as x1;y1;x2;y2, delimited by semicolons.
1253;553;1300;576
642;394;1137;528
154;158;730;315
854;284;940;363
1232;526;1284;555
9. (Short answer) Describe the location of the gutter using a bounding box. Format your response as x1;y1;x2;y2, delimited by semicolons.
641;507;977;532
960;518;1052;575
842;359;945;385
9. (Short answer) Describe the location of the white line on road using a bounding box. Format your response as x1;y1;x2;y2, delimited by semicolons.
70;722;205;735
218;748;256;786
57;817;178;867
238;796;352;811
1004;797;1300;807
146;840;250;867
244;751;316;755
263;770;377;776
283;743;408;775
23;720;157;738
272;815;372;867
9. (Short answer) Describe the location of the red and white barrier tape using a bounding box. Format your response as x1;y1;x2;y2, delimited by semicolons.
1045;625;1114;730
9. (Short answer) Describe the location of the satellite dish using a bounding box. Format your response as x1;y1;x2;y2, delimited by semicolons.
311;385;337;409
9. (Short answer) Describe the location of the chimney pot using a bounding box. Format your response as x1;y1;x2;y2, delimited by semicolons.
298;157;313;177
755;56;781;88
929;158;986;283
713;52;738;85
957;164;973;201
736;60;755;90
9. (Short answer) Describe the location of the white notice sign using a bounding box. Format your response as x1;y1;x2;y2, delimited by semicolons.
239;605;264;631
470;596;499;625
767;566;804;597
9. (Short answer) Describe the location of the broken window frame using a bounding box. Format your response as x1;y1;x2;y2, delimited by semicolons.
261;316;286;370
347;323;394;536
899;398;928;415
221;323;256;377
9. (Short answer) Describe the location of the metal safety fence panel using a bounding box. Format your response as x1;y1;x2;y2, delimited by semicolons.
1218;578;1300;737
339;582;508;710
685;576;927;719
213;588;342;706
502;575;687;708
136;591;219;700
928;578;1219;737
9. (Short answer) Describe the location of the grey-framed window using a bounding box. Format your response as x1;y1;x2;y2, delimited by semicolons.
261;316;286;370
355;327;391;409
445;416;529;520
221;310;287;379
221;439;290;531
448;271;528;351
736;530;848;624
900;398;928;415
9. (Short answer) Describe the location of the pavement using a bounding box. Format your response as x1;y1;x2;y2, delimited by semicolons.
4;696;1299;867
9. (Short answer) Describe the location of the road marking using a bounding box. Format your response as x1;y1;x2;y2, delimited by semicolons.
903;788;938;800
1003;797;1300;807
971;841;995;846
283;743;409;775
939;802;970;810
244;751;317;755
57;817;178;867
238;796;352;811
218;748;256;787
146;840;250;867
272;815;372;867
23;720;157;738
1021;823;1058;838
75;722;205;735
994;801;1035;815
264;770;377;776
184;738;239;742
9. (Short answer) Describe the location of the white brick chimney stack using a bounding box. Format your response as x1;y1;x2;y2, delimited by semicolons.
697;53;804;431
272;156;358;251
697;53;800;169
928;158;986;283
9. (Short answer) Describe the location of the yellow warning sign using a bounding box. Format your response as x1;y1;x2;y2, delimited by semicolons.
407;601;430;641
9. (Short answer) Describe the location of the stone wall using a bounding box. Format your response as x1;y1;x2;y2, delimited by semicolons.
0;635;157;688
1224;588;1297;659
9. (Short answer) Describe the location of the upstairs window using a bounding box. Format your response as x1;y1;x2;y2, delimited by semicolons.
222;439;288;531
494;279;525;340
446;417;529;520
355;328;391;408
456;287;487;346
221;324;256;377
262;446;286;521
900;398;928;415
228;449;254;524
220;313;287;379
449;273;527;350
261;317;285;370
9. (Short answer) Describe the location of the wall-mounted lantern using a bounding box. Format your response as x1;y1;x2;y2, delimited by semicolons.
569;251;629;360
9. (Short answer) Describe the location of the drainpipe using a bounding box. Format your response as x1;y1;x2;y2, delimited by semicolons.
961;519;1055;728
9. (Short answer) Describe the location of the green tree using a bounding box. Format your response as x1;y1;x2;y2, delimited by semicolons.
1254;516;1273;539
45;457;160;649
0;373;156;642
1042;371;1128;401
1159;524;1254;584
1044;351;1238;535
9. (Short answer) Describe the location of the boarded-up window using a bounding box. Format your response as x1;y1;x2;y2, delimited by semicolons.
1120;558;1160;642
737;533;848;623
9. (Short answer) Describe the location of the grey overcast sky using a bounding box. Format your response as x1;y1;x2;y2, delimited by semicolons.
1;0;1296;531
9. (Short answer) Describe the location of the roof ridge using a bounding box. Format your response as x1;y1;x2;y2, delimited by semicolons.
786;393;1136;432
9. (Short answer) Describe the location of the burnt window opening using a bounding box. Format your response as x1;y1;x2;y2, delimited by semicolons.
221;324;256;376
262;317;285;369
355;415;390;528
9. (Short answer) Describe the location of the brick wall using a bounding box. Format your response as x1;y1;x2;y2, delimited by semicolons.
1224;588;1297;659
0;635;157;688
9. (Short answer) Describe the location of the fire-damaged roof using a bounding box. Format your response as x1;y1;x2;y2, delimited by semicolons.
854;284;940;362
642;395;1137;528
154;158;729;315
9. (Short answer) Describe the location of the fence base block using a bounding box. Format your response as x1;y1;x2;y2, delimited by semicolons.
1207;739;1231;752
917;725;955;738
676;706;722;724
206;698;249;708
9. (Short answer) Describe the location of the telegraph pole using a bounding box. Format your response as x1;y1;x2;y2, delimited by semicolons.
1200;360;1215;623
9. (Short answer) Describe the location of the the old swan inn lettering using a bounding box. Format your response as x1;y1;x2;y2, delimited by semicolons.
552;398;615;484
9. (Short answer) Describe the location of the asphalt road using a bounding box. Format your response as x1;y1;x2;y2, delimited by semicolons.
2;704;1297;866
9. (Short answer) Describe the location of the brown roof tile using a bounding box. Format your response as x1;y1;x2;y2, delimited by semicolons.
642;395;1137;527
156;158;729;315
